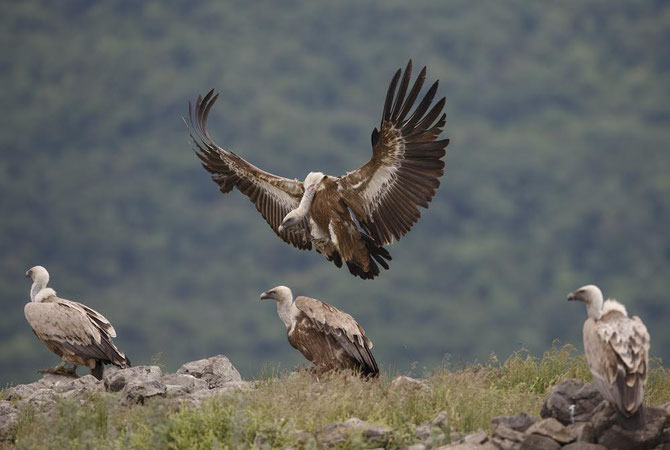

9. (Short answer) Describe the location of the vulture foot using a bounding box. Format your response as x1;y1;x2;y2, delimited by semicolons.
38;363;78;377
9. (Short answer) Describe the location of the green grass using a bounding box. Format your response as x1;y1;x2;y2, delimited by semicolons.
5;346;670;449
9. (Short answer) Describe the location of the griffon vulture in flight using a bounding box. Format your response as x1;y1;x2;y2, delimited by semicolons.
188;60;449;279
260;286;378;377
24;266;130;380
568;284;650;417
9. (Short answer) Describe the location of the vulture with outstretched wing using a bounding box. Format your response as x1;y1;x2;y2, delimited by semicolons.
187;60;449;279
568;284;650;417
24;265;130;380
260;286;378;377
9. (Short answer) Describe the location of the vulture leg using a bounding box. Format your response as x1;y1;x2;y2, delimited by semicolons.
38;358;78;377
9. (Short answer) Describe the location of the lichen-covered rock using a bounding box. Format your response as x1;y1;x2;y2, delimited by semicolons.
18;388;59;410
0;401;18;442
122;379;167;405
104;366;162;393
53;375;103;396
318;418;392;447
541;379;604;425
176;355;241;388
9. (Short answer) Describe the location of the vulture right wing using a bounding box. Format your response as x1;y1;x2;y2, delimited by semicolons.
187;91;312;250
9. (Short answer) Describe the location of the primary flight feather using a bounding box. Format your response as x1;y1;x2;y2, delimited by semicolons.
187;60;449;279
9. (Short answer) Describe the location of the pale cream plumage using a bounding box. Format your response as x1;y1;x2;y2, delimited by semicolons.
24;265;129;379
568;284;650;416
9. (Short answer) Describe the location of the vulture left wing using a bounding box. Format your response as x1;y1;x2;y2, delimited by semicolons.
338;60;449;246
187;90;312;250
294;296;378;376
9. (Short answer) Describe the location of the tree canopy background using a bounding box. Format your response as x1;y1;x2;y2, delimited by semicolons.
1;0;668;385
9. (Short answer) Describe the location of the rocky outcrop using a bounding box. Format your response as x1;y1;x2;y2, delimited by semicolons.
1;354;253;442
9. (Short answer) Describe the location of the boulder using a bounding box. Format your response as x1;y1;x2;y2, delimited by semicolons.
160;373;209;395
104;366;162;393
0;401;18;442
491;412;537;433
526;417;577;444
519;434;562;450
317;417;392;447
567;422;595;442
122;380;167;405
593;405;668;450
430;410;450;431
53;375;103;396
17;388;59;410
176;355;241;388
493;424;525;442
541;379;604;425
563;443;608;450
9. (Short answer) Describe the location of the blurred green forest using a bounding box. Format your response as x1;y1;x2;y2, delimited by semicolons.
1;0;668;385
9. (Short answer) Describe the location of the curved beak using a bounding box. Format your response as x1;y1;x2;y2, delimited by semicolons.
567;292;576;301
277;224;285;233
25;270;31;278
260;292;271;300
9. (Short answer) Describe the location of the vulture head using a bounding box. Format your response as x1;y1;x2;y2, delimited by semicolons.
278;210;302;233
26;265;49;285
568;284;604;320
260;285;293;303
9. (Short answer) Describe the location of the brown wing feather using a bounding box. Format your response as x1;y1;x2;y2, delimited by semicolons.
292;296;378;376
337;60;449;246
24;297;128;368
187;91;312;250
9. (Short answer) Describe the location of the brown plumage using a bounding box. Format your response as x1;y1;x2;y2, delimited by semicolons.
187;60;448;279
24;266;129;380
260;286;378;377
568;284;650;417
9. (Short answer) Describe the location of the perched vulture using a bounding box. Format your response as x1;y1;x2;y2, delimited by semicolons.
24;266;130;380
568;284;650;417
260;286;378;377
188;60;449;279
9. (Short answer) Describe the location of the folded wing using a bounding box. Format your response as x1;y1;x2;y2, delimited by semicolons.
188;90;312;250
338;60;449;246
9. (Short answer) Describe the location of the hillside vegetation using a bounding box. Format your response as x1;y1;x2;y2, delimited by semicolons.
4;347;670;449
1;0;669;384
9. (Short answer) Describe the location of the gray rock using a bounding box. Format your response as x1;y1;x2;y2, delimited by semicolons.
4;383;37;401
424;431;447;448
519;434;561;450
563;443;608;450
541;379;604;425
160;373;209;395
430;410;450;430
414;424;431;441
595;405;668;450
318;417;392;447
0;401;18;442
104;366;162;393
52;375;103;395
463;431;488;445
436;441;497;449
491;412;537;433
18;388;59;410
176;355;241;388
493;424;525;442
390;376;430;392
406;444;427;450
122;379;167;405
567;422;595;442
181;381;253;406
526;417;576;444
